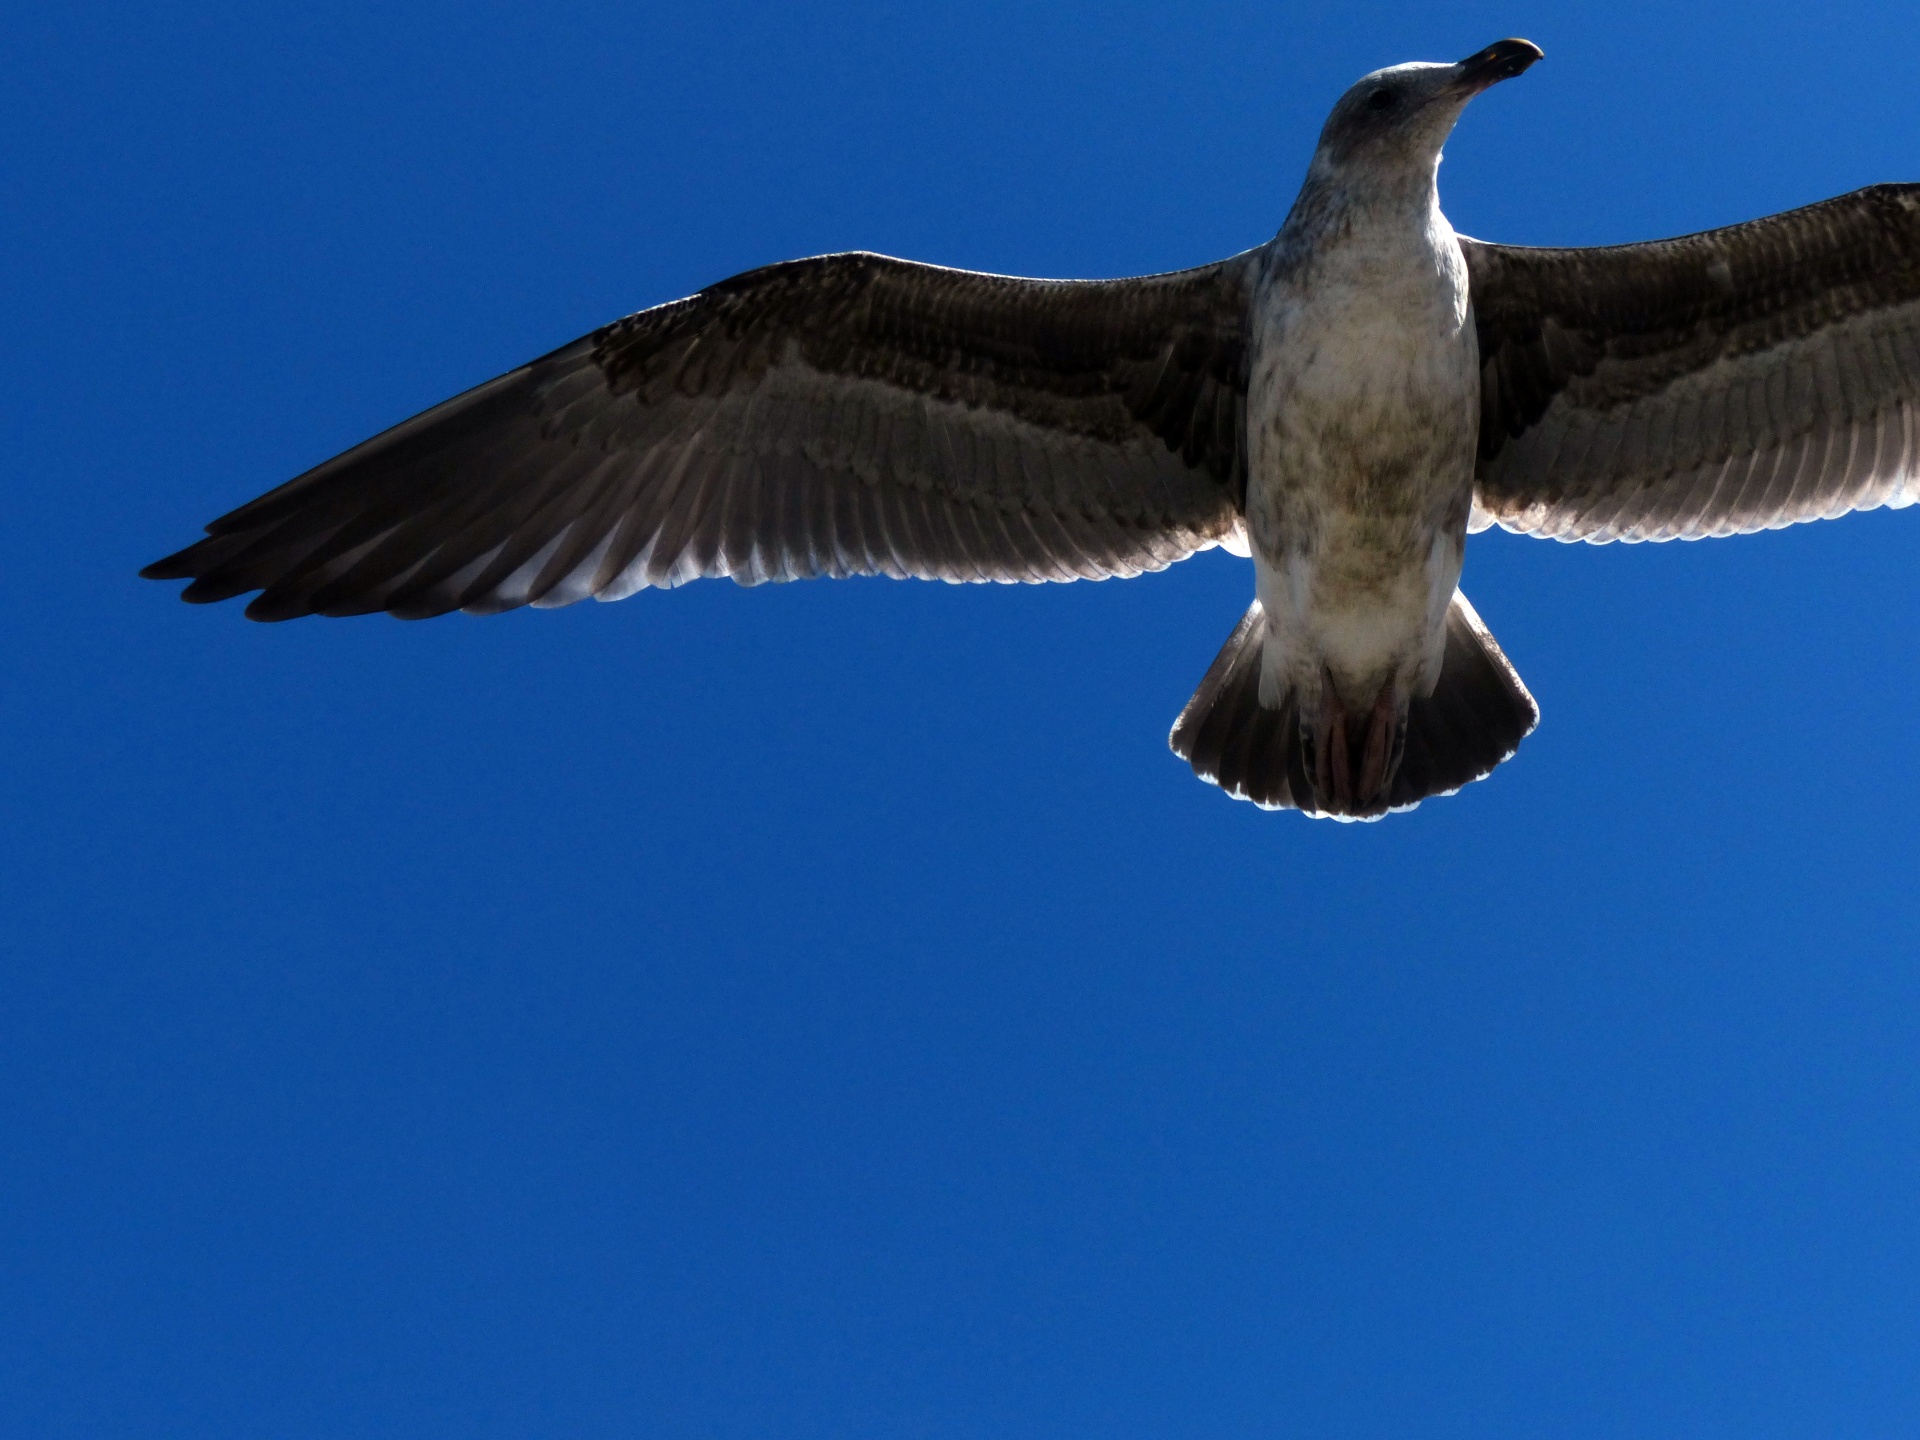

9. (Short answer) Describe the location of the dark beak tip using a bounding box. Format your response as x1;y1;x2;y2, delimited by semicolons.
1456;37;1544;88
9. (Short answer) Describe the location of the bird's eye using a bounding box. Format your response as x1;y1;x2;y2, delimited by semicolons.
1366;87;1397;112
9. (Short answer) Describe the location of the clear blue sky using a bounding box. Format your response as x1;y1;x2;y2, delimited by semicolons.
9;2;1920;1435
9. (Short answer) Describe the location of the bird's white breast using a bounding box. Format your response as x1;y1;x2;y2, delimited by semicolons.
1244;204;1479;709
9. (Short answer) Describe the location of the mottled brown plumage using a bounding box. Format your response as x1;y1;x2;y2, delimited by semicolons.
1466;184;1920;541
146;253;1257;621
143;43;1920;817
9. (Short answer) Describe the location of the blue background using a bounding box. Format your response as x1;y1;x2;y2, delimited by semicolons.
9;2;1920;1435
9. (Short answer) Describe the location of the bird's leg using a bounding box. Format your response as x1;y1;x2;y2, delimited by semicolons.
1355;681;1400;810
1313;675;1353;813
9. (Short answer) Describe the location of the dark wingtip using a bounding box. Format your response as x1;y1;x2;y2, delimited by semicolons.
240;591;313;623
139;549;197;581
180;576;259;607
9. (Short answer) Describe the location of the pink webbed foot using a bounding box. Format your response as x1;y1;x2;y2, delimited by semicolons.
1308;677;1404;817
1356;683;1399;809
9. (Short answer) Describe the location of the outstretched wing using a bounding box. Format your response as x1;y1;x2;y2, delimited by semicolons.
146;250;1257;620
1463;184;1920;542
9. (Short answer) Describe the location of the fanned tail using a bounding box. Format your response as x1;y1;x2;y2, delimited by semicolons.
1168;591;1538;819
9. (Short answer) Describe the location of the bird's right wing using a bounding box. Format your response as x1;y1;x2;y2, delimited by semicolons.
146;249;1257;621
1463;185;1920;542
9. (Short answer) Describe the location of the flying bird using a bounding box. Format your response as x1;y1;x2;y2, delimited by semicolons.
145;39;1920;818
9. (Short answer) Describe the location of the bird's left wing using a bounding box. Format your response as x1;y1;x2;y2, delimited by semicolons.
1462;184;1920;542
145;249;1257;621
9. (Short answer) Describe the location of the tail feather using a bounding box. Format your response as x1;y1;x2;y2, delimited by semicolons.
1169;591;1538;818
1171;603;1310;810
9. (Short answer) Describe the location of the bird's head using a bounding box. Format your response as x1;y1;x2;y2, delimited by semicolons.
1308;39;1541;191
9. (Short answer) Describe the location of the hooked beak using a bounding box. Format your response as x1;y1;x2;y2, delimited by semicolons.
1449;38;1543;96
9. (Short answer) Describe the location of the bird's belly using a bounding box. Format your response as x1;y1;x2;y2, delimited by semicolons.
1245;299;1477;708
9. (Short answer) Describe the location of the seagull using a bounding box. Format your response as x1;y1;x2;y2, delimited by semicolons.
145;39;1920;818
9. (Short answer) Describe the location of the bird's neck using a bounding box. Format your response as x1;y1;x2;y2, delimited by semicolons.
1279;155;1444;252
